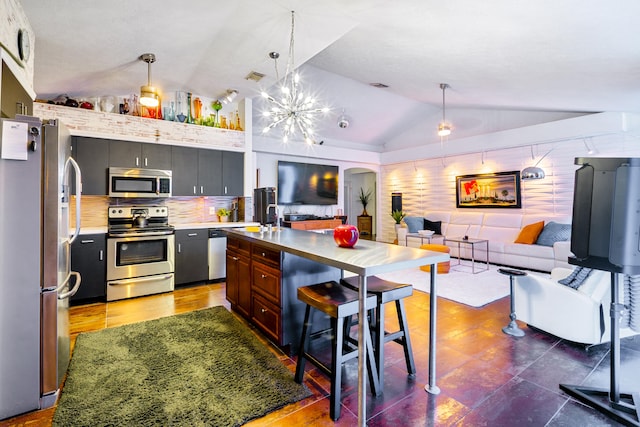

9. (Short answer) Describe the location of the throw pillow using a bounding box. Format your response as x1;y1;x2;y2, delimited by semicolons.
423;219;442;235
558;266;593;289
514;221;545;244
536;221;571;246
404;216;424;233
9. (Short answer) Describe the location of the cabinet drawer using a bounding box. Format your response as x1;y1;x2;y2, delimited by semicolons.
252;245;281;268
175;229;208;240
252;262;281;304
252;293;281;345
228;236;250;256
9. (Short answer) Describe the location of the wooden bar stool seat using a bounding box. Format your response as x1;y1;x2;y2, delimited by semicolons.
340;275;416;386
294;281;381;421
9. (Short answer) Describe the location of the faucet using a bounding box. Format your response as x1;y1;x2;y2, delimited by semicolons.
266;203;278;225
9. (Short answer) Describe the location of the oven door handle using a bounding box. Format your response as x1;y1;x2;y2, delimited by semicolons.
108;231;175;238
108;274;173;286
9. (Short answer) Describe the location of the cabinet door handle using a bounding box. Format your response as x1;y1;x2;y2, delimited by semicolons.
144;158;148;167
232;256;239;261
136;157;140;166
261;274;267;279
188;233;198;237
200;185;204;194
99;250;103;261
224;186;228;194
178;243;181;253
261;252;266;257
81;239;94;244
261;308;267;313
193;186;197;195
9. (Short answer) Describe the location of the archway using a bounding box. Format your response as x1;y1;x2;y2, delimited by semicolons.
344;167;377;239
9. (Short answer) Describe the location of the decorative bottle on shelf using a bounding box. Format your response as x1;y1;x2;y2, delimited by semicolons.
187;92;193;124
235;109;243;131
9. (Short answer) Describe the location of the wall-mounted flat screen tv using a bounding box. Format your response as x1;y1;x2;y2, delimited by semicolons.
277;161;338;205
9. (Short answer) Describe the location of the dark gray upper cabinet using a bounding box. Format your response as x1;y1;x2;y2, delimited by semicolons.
72;137;242;197
1;62;33;118
109;140;172;170
171;146;200;196
72;137;109;195
222;151;244;196
172;147;240;197
197;149;222;196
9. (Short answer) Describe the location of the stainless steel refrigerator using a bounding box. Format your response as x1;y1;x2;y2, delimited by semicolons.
0;116;82;420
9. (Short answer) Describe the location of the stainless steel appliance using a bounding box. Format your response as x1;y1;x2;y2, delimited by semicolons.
254;187;278;225
0;116;82;420
108;167;172;198
107;206;175;301
208;229;227;281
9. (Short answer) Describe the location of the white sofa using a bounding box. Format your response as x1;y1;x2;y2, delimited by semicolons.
514;267;639;345
397;211;572;273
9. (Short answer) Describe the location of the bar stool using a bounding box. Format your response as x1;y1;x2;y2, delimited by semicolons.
294;281;381;421
340;276;416;386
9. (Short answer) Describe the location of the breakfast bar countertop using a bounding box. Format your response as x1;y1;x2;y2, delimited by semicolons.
226;227;449;276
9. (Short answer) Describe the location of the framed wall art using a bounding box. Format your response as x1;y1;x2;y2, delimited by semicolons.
456;171;522;208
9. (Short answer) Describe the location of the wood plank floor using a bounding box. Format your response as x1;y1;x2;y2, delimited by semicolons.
2;280;638;426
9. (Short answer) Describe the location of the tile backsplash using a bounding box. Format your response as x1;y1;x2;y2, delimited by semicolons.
72;196;251;227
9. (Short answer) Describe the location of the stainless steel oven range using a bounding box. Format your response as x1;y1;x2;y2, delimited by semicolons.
107;206;175;301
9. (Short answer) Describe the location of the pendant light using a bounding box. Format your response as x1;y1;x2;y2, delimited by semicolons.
437;83;452;137
139;53;159;108
260;11;330;145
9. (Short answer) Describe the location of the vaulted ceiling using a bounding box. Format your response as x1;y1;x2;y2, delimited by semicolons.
20;0;640;152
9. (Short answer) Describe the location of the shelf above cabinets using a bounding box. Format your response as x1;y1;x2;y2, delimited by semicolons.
34;102;245;150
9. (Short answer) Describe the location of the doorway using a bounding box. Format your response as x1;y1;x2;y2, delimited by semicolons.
343;168;376;238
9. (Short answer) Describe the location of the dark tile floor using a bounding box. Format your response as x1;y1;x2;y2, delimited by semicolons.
277;283;640;426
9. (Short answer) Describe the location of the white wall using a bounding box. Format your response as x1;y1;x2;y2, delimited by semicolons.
254;148;379;220
379;132;640;242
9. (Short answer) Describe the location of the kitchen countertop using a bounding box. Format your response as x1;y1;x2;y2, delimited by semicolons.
226;227;449;276
78;221;259;235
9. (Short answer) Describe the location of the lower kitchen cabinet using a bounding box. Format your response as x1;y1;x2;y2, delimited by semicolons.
225;236;251;318
226;236;339;352
70;234;106;303
174;229;209;285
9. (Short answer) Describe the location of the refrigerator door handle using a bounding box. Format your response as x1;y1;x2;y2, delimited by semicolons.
57;271;82;300
65;157;82;244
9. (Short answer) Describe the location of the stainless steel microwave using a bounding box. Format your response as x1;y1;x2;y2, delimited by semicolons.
109;167;172;198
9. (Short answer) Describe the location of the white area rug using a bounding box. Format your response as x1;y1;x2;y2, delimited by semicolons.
374;266;517;307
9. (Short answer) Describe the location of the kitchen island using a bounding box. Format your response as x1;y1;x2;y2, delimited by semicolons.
225;227;449;426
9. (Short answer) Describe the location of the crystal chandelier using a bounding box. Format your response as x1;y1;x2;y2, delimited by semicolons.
261;11;329;145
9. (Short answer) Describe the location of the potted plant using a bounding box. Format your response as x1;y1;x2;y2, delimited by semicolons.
391;209;406;236
358;187;372;216
217;207;231;222
391;209;406;224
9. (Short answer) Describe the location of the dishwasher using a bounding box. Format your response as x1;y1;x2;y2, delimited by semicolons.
208;229;227;281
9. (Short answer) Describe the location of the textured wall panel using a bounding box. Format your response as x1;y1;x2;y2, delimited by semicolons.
380;135;640;243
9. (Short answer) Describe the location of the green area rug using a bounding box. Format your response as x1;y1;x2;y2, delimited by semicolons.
53;306;311;426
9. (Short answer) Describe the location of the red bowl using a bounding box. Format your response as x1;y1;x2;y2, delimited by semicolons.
333;224;359;248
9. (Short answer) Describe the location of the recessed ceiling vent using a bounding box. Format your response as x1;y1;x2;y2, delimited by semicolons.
245;71;265;82
369;82;389;88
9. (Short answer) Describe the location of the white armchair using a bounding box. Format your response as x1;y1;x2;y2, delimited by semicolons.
513;267;639;345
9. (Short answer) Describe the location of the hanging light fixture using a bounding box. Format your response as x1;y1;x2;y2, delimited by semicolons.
139;53;159;108
260;11;329;145
522;146;554;180
437;83;452;137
